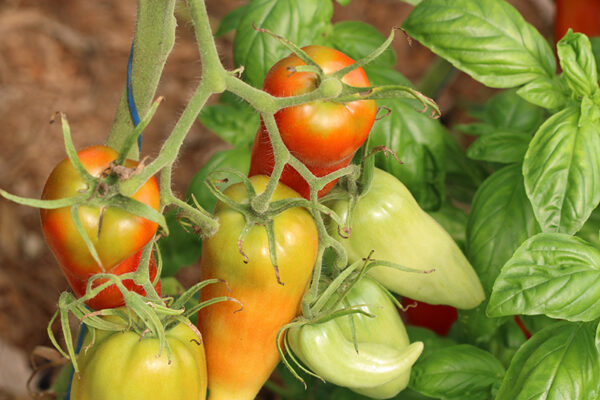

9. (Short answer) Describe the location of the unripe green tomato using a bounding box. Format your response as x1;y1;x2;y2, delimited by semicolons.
70;320;207;400
288;277;424;399
328;168;485;309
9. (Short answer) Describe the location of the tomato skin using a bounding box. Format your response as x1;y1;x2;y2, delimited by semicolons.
401;297;458;336
40;145;160;291
555;0;600;42
249;45;377;198
329;168;485;309
66;249;161;310
197;176;318;400
288;277;423;399
70;319;207;400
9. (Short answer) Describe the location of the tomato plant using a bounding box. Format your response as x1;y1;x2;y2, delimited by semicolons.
40;145;160;292
196;175;318;400
249;45;377;198
70;317;207;400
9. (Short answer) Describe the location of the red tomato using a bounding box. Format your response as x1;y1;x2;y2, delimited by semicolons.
249;45;377;198
66;249;161;310
197;176;318;400
402;297;458;336
555;0;600;41
40;145;160;304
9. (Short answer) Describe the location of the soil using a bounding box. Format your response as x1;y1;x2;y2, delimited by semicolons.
0;0;552;398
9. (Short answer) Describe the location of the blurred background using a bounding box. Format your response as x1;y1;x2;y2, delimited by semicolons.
0;0;552;398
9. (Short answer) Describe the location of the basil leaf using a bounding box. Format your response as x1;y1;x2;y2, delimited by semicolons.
369;98;446;210
496;322;600;400
467;164;541;294
233;0;333;87
577;206;600;248
198;99;259;146
557;31;599;98
428;202;467;249
523;106;600;234
410;344;505;400
324;21;396;67
516;76;569;110
402;0;555;88
364;65;412;86
406;326;457;359
483;89;545;133
467;131;530;164
488;232;600;321
215;4;249;37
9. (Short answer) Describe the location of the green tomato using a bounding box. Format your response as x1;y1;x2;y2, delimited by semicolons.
288;277;423;399
70;318;207;400
329;168;485;309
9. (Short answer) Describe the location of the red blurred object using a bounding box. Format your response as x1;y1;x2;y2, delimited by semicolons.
555;0;600;42
401;297;458;336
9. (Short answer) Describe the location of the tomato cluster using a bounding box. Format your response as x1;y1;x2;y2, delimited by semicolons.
40;46;483;400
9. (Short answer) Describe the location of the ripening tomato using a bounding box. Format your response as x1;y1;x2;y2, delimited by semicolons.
249;45;377;198
40;145;160;297
401;297;458;336
70;316;207;400
197;176;318;400
555;0;600;42
66;249;161;310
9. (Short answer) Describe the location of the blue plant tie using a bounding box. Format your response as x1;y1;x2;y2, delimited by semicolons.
64;323;86;399
127;41;142;150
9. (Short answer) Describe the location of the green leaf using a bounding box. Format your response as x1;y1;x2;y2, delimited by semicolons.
496;322;600;400
215;4;249;37
406;325;457;360
402;0;555;88
428;202;467;249
410;344;505;400
443;132;486;204
187;146;251;214
198;97;259;146
488;232;600;321
456;303;508;346
591;36;600;75
483;89;545;133
323;21;396;68
557;30;599;98
577;206;600;248
335;0;352;5
233;0;333;88
368;98;446;211
466;131;531;164
157;209;202;277
523;106;600;234
364;65;412;86
517;76;569;110
467;164;541;294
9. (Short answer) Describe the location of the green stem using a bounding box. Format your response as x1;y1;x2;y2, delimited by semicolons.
119;80;214;196
107;0;177;159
